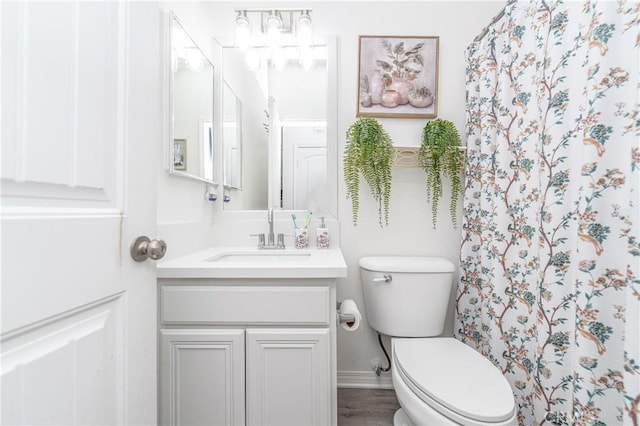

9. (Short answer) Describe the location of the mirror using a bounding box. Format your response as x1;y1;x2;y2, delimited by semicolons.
222;82;242;189
170;14;215;184
221;43;333;214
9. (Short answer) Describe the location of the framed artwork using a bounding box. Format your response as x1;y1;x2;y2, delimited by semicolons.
357;35;439;118
173;138;187;170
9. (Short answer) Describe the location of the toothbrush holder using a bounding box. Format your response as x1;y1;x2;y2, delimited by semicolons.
294;228;309;249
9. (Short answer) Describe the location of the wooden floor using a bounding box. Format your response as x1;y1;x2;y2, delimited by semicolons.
337;388;401;426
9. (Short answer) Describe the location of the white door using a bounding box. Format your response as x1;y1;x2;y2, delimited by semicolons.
281;124;327;210
246;328;330;426
293;146;327;210
1;2;160;424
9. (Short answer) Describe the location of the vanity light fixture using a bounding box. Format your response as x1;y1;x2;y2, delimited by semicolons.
234;8;314;70
265;10;282;49
296;10;312;49
235;10;251;50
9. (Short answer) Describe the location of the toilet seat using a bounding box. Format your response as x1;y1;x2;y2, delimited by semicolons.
392;337;515;424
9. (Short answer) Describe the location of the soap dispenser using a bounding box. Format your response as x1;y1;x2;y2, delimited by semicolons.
316;217;330;249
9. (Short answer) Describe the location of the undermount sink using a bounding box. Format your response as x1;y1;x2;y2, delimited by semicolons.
205;251;312;263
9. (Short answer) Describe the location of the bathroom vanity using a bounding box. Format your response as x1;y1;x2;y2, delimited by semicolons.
157;247;347;426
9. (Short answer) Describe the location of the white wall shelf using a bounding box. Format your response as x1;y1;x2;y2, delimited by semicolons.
391;146;467;168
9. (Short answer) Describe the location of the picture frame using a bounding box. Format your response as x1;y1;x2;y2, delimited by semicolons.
173;138;187;170
357;35;439;119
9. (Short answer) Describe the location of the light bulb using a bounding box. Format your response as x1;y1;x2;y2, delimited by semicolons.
235;11;250;50
266;11;281;49
297;11;312;49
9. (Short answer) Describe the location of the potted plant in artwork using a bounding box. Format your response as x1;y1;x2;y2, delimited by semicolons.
418;119;464;228
376;39;424;104
344;117;394;227
409;87;434;108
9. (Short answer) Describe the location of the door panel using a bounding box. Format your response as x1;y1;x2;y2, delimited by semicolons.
1;1;160;424
1;295;124;425
246;328;330;426
281;125;327;210
161;329;245;426
294;146;327;210
1;1;119;202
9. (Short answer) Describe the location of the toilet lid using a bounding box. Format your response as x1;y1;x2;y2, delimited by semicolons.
393;338;515;423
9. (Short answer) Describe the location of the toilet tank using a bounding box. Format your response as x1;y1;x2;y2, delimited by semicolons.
359;257;455;337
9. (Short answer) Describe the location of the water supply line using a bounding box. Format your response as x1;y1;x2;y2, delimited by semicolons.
375;332;391;376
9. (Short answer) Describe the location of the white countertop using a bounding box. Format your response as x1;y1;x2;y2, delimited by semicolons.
157;246;348;279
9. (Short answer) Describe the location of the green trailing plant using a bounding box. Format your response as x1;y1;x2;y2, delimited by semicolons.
418;119;464;228
344;117;394;227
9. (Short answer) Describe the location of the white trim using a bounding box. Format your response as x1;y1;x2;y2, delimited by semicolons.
1;206;123;219
337;370;394;389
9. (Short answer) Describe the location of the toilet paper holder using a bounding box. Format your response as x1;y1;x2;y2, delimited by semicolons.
336;301;356;325
337;312;356;325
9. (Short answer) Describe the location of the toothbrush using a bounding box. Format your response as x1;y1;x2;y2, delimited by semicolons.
291;213;299;229
303;211;313;229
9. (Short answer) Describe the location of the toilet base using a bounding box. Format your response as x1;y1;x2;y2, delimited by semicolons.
393;408;415;426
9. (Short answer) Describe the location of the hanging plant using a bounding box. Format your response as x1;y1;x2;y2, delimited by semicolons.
418;119;464;228
344;117;394;227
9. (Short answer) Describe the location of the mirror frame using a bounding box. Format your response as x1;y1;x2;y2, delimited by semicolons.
169;12;217;185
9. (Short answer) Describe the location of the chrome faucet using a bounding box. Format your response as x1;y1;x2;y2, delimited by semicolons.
267;208;275;246
254;208;285;249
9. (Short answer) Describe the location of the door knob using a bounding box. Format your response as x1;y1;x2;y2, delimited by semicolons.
130;236;167;262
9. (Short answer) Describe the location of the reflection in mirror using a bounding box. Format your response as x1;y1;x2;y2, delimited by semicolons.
170;13;215;184
223;82;242;189
280;121;327;210
222;45;329;212
220;46;268;210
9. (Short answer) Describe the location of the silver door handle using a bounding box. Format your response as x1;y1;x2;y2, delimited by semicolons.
372;274;392;283
130;236;167;262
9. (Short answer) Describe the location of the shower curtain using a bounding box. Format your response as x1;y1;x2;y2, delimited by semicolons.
456;1;639;425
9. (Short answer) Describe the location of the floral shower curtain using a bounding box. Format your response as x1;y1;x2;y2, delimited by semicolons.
455;1;639;425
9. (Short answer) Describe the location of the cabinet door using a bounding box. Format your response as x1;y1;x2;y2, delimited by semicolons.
246;329;330;426
160;329;245;426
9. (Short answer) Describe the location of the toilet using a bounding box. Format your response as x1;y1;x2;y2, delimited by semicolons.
359;257;516;426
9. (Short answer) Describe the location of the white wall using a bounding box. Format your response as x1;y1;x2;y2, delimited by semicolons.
164;0;506;383
313;1;506;385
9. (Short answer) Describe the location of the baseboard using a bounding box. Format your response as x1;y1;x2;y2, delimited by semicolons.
337;370;394;389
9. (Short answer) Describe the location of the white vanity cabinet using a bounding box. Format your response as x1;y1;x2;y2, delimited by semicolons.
160;328;246;425
158;278;337;426
245;328;330;425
